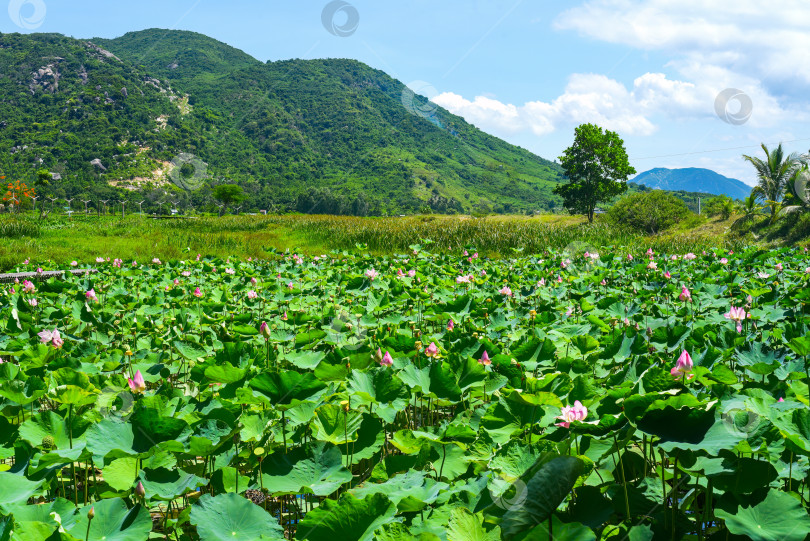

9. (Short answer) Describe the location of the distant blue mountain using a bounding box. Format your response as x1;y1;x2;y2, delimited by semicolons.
632;167;752;200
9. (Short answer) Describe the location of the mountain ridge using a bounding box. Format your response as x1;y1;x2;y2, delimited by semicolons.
632;167;752;200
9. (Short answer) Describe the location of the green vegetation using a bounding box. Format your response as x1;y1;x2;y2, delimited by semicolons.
554;123;635;222
606;190;690;234
2;244;810;539
0;30;564;216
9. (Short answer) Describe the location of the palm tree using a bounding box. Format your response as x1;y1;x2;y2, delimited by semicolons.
743;143;802;224
731;193;764;228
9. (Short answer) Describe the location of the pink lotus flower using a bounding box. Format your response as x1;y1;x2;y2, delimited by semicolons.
679;286;691;302
128;370;146;393
287;281;294;290
556;401;588;428
152;258;161;264
664;271;671;279
425;342;439;358
259;321;270;339
96;257;105;263
479;350;491;366
282;311;288;321
627;254;633;260
805;267;810;274
556;276;563;283
456;275;472;284
28;298;38;307
38;328;63;348
647;261;657;270
22;280;35;293
182;271;191;277
538;278;546;286
757;272;770;279
247;290;258;299
250;277;258;285
684;253;696;260
135;480;145;498
600;279;607;286
463;250;469;256
380;350;393;367
86;289;97;302
724;306;747;333
131;260;137;267
775;263;783;272
499;286;513;296
365;268;379;280
173;279;180;285
71;261;78;267
473;252;478;259
397;269;405;278
193;287;203;298
447;319;454;331
670;350;694;380
23;258;29;264
778;397;785;403
225;268;236;275
646;248;654;256
720;258;728;264
408;270;416;278
480;269;487;276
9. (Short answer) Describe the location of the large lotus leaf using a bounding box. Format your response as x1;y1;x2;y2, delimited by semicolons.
515;516;596;541
348;367;409;404
312;404;364;445
340;414;385;462
204;362;246;384
0;377;46;406
499;456;584;540
261;441;352;496
103;457;138;491
716;489;810;541
249;371;326;407
351;471;448;512
296;493;397;541
51;384;99;406
491;440;555;481
138;467;207;501
18;410;89;450
66;499;152;541
174;340;207;360
5;497;79;538
189;493;284;541
0;472;43;511
446;508;500;541
85;418;146;463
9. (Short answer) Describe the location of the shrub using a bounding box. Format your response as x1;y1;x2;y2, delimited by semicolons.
703;195;735;219
607;190;691;234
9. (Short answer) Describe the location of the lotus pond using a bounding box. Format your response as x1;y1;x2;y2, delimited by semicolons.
1;244;810;540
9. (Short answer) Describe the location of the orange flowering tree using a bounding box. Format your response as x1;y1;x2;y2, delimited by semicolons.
2;177;36;212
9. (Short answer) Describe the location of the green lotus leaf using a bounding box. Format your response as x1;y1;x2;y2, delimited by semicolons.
66;499;152;541
296;493;397;541
190;493;284;541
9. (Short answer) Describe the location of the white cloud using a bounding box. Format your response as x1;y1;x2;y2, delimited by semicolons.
554;0;810;91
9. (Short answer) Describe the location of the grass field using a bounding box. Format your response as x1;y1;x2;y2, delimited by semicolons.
0;212;750;271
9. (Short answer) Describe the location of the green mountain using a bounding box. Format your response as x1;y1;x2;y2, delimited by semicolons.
0;29;564;215
632;167;752;201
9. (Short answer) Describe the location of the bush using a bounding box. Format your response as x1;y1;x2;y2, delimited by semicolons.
607;190;691;234
703;195;735;220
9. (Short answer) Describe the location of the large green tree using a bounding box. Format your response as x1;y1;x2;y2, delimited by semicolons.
212;184;246;215
743;143;802;224
554;124;635;222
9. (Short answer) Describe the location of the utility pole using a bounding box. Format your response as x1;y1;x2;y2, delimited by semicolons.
82;200;91;215
698;197;701;216
100;200;109;217
138;200;145;216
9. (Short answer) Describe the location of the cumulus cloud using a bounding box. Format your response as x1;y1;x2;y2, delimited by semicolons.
554;0;810;90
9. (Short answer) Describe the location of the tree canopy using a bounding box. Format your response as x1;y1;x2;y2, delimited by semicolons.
554;124;635;222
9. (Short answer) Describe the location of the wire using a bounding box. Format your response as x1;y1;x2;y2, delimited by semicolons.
634;137;810;161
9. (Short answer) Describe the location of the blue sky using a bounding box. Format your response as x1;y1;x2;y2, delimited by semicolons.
5;0;810;185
